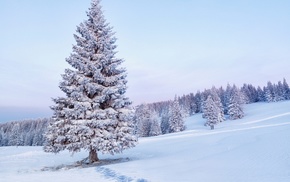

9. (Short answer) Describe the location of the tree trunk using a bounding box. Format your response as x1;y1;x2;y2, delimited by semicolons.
89;149;99;163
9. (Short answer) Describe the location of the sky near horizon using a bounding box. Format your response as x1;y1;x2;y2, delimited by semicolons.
0;0;290;122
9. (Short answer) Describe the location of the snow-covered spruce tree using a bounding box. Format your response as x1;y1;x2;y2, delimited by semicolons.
201;90;210;117
208;87;225;123
149;113;162;136
134;104;152;137
282;78;290;100
228;86;244;120
160;112;170;134
257;86;265;102
224;84;233;115
134;104;161;137
168;96;185;133
265;81;275;102
9;123;22;146
44;0;137;163
203;95;219;129
194;91;202;113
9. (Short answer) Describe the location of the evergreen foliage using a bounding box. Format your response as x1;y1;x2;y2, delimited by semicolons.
265;81;277;102
134;104;161;137
0;118;50;146
228;86;244;120
44;0;137;161
160;112;170;134
282;78;290;100
149;114;162;136
2;76;290;142
203;95;220;129
209;87;225;122
168;96;185;133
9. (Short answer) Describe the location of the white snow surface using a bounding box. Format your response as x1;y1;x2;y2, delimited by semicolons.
1;101;290;182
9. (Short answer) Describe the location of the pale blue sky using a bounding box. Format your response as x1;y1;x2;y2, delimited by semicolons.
0;0;289;122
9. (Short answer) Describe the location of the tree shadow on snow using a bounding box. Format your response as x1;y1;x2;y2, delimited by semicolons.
41;157;130;171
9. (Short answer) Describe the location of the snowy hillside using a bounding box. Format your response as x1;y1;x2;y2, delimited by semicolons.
1;101;290;182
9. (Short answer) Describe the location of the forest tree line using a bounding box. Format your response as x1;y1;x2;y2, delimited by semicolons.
0;118;51;146
0;78;289;146
134;78;290;135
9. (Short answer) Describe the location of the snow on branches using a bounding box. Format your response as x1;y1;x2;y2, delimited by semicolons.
44;0;137;162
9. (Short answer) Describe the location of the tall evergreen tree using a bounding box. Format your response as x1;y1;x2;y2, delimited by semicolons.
282;78;290;100
194;91;202;113
223;84;233;115
257;86;265;102
160;112;170;134
188;93;197;115
275;81;284;101
218;86;227;114
149;113;162;136
203;95;219;129
209;87;225;122
265;81;275;102
9;123;21;146
228;86;244;120
168;96;185;133
134;104;152;137
241;84;258;103
44;0;137;163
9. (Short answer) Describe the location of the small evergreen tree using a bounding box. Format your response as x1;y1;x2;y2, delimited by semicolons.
203;95;220;129
265;81;275;102
209;87;225;122
135;104;152;137
189;93;197;115
282;78;290;100
9;123;20;146
257;86;265;102
134;104;161;137
168;96;185;133
160;112;170;134
228;86;244;120
194;91;202;113
44;0;137;163
149;114;162;136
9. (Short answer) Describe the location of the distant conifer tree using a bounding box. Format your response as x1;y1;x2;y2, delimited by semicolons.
203;95;220;129
168;96;185;133
228;86;244;120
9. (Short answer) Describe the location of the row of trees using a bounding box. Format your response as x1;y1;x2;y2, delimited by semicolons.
147;79;290;118
135;79;290;132
1;79;288;147
134;96;185;137
203;85;244;128
0;118;50;146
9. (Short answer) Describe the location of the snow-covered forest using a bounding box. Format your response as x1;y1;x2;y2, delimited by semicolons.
134;78;290;135
0;118;50;146
1;78;289;147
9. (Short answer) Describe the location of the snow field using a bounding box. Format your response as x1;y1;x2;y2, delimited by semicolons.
1;101;290;182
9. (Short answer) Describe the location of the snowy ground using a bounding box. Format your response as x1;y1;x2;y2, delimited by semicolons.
1;101;290;182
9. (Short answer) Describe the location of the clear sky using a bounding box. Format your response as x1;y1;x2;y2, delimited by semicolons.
0;0;289;122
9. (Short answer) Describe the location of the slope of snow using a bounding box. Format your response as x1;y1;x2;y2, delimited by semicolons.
1;101;290;182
